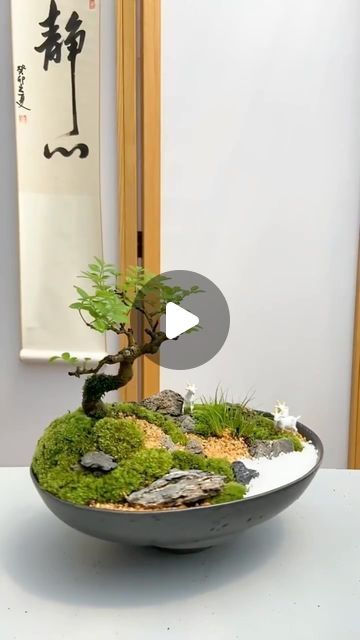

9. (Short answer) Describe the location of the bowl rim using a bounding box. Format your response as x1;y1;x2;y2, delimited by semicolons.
31;420;324;516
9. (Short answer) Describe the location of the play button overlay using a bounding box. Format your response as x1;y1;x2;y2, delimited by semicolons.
165;303;199;339
136;270;230;370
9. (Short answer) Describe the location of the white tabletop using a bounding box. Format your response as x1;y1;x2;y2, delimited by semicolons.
0;467;359;640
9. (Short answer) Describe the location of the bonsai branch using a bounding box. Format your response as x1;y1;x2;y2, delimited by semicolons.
78;330;168;418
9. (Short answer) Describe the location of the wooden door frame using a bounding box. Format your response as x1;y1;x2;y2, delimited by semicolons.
141;0;161;397
117;2;360;444
117;0;161;400
348;242;360;467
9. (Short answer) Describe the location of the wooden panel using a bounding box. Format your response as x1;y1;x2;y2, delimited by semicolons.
141;0;161;397
348;241;360;467
117;0;139;401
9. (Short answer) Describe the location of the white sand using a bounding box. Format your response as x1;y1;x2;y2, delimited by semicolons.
240;441;319;497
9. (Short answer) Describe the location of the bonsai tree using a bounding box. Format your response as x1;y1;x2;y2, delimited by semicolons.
51;259;201;418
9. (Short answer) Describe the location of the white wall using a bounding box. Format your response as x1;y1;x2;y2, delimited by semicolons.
161;0;360;468
0;0;118;466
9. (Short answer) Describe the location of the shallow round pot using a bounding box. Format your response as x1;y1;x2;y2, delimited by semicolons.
31;422;323;552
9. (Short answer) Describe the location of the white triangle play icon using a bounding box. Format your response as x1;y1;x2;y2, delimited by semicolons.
165;302;199;340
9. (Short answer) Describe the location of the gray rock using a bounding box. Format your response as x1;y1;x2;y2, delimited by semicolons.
232;461;259;484
248;441;273;458
185;439;204;455
127;468;226;507
160;434;177;451
249;439;294;459
271;439;295;457
80;451;118;472
140;389;184;416
174;414;196;433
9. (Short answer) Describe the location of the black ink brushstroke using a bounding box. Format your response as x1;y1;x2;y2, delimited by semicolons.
44;143;89;159
64;12;86;136
34;0;62;70
16;102;31;111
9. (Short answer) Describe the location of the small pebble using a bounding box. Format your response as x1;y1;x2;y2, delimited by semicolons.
80;451;117;472
232;461;259;485
186;439;204;455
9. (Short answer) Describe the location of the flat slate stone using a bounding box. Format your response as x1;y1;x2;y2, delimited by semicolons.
80;451;118;472
140;389;184;416
232;461;259;484
127;468;226;507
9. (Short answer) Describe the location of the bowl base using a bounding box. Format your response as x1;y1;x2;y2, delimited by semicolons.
152;546;212;554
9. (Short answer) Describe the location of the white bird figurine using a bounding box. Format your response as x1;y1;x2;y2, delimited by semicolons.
183;383;197;414
273;401;300;432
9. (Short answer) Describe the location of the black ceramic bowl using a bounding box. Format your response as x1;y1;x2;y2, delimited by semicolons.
31;421;323;552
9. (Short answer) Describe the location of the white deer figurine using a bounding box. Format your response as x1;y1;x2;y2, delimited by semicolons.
273;401;300;432
183;383;197;414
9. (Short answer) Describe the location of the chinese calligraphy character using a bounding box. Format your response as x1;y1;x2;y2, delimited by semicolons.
64;12;86;136
34;0;62;71
16;65;31;111
44;143;89;159
34;1;89;159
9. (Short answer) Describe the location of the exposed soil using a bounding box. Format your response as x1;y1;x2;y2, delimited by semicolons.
137;419;165;449
136;419;250;461
89;501;210;512
192;431;250;462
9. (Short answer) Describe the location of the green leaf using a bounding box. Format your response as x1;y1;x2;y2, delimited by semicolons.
92;318;108;332
69;302;84;310
49;355;60;363
75;287;89;299
89;263;101;272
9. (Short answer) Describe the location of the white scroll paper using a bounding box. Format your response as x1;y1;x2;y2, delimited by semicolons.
11;0;106;362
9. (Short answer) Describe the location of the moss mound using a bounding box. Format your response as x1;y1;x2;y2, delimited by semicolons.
108;402;187;445
35;448;173;505
32;409;96;478
32;406;242;506
93;416;144;461
33;399;304;508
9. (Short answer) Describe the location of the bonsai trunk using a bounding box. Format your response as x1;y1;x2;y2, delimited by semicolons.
82;360;134;418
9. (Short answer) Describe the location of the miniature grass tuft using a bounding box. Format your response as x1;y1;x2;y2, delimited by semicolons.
193;392;303;451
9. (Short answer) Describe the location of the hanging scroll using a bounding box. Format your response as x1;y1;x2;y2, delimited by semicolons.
11;0;106;362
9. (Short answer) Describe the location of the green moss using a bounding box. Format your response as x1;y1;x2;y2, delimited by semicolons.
32;401;302;507
108;402;187;445
171;450;234;482
210;481;247;504
271;431;303;452
193;401;303;452
32;410;96;482
34;443;173;505
93;417;144;461
237;413;303;451
38;468;102;505
91;449;174;503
